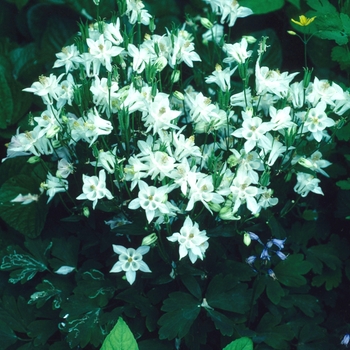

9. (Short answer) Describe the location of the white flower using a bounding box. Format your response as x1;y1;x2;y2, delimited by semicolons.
202;24;224;44
82;108;113;146
110;245;151;285
128;180;174;223
186;173;225;213
53;44;82;73
293;172;324;197
269;106;295;131
167;217;209;263
223;38;252;65
205;64;236;91
103;19;123;46
56;159;74;179
125;0;152;25
76;169;113;209
42;173;68;203
11;193;40;205
86;34;124;72
232;111;274;153
255;60;298;98
303;101;335;142
90;148;119;174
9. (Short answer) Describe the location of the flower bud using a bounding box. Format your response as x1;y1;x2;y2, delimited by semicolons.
154;56;167;72
173;91;184;101
149;17;156;33
200;17;213;29
83;207;90;218
142;233;158;246
243;232;251;246
287;30;297;35
27;156;41;164
219;206;240;220
207;202;221;213
298;157;313;168
46;125;61;138
242;35;257;44
171;70;180;83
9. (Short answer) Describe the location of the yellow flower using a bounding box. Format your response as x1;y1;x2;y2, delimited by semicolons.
291;15;316;27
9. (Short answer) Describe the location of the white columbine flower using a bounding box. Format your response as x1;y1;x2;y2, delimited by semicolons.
202;24;224;44
205;64;236;91
110;245;151;285
76;169;113;209
53;44;82;73
167;217;209;264
303;101;335;142
223;37;252;65
42;173;69;203
128;180;174;223
293;172;324;197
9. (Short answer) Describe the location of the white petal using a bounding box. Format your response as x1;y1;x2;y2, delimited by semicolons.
136;245;150;255
112;245;127;255
110;261;123;273
55;266;75;275
125;270;136;285
139;261;152;273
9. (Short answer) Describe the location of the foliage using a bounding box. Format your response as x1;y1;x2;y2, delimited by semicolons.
0;0;349;349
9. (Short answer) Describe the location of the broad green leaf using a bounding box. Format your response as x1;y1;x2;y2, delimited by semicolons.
274;254;312;287
0;174;48;237
312;266;342;290
332;46;350;70
0;320;18;349
180;274;202;300
307;244;341;274
158;292;200;340
206;309;234;336
240;0;284;14
335;122;350;141
307;0;337;14
279;294;321;317
0;247;48;284
223;337;253;350
206;274;251;314
265;277;285;305
49;236;79;271
27;319;57;346
0;67;13;129
28;279;62;309
138;339;173;350
256;313;294;349
286;0;300;8
316;29;348;45
101;317;138;350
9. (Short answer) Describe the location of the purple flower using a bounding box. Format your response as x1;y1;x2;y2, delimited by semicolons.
341;334;350;347
267;238;286;250
268;269;277;280
275;250;288;260
248;232;260;241
246;255;257;266
260;247;271;260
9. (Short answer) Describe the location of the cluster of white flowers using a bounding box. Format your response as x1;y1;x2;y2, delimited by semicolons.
3;0;349;282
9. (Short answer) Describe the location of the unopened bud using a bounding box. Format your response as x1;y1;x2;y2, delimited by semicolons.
200;17;213;29
242;35;257;44
173;91;184;100
171;70;180;83
83;207;90;218
27;156;41;164
142;233;158;246
287;30;297;35
243;232;251;246
46;125;61;138
154;56;167;72
298;157;313;168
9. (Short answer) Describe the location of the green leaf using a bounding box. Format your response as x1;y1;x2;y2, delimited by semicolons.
101;317;139;350
223;337;253;350
0;320;18;349
206;309;234;336
335;122;350;141
205;274;251;313
27;319;57;346
279;294;321;317
0;247;48;284
307;244;342;274
265;277;285;305
0;174;48;238
286;0;300;8
332;46;350;70
256;313;294;349
0;66;13;129
240;0;284;14
312;266;342;290
307;0;337;15
158;292;200;340
180;274;202;300
274;254;312;287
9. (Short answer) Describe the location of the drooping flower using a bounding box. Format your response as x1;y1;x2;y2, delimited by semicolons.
41;173;69;203
293;172;324;197
341;334;350;347
110;245;151;285
76;169;113;209
223;37;252;65
167;217;209;263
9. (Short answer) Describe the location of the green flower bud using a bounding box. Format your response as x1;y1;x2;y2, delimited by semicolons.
83;207;90;218
171;70;180;83
207;202;221;213
200;17;213;29
142;233;158;246
27;156;41;164
46;125;61;138
298;157;313;168
173;91;184;101
243;232;251;246
154;56;167;72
